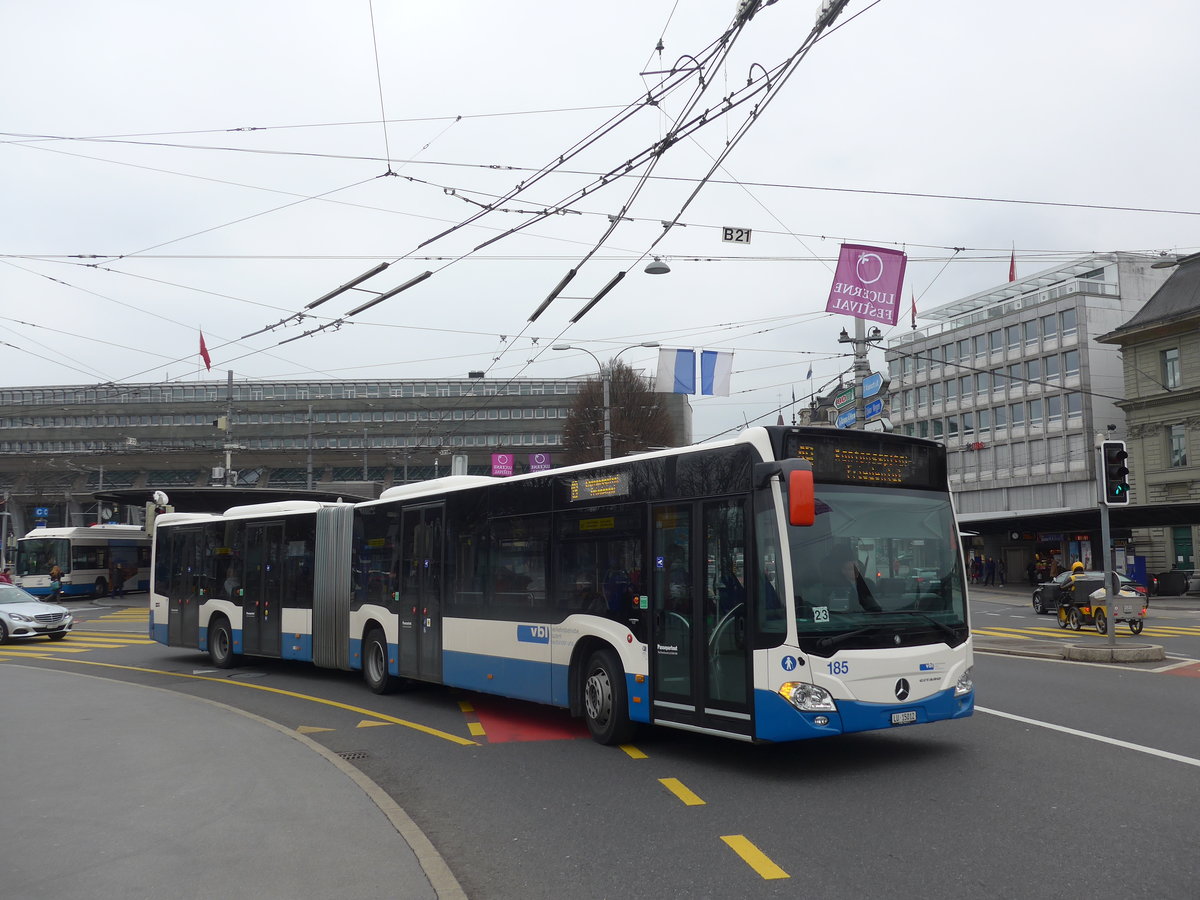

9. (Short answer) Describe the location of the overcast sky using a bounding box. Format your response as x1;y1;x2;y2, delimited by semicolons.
4;1;1198;443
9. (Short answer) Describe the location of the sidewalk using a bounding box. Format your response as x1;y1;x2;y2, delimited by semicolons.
0;658;464;900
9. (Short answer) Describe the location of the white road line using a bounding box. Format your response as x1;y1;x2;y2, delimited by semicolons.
977;706;1200;769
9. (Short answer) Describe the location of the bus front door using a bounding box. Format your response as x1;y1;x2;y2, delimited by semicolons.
242;522;283;657
398;504;444;682
651;499;752;737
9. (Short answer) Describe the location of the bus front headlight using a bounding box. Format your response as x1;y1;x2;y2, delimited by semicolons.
954;667;974;697
779;681;836;712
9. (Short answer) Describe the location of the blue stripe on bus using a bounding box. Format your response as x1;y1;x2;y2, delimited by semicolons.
281;633;313;661
443;649;564;706
753;686;974;742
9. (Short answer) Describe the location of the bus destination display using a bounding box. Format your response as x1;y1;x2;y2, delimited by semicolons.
568;472;631;502
783;433;940;489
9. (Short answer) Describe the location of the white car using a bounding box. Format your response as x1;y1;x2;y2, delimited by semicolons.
0;583;74;643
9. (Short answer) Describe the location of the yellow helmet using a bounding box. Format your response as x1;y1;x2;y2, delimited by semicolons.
1071;561;1084;572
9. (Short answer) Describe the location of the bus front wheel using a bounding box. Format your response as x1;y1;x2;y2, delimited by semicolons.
209;618;239;669
582;648;635;746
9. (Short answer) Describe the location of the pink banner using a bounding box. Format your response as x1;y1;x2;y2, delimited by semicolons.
528;452;552;472
491;453;514;477
825;243;908;327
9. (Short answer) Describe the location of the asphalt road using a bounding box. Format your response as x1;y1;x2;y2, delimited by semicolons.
4;596;1199;899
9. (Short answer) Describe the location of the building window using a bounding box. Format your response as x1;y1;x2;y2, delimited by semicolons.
1025;357;1042;384
1170;423;1188;467
931;381;942;403
945;378;957;401
994;404;1007;428
988;330;1002;353
977;408;990;432
1066;392;1083;420
1044;354;1060;381
975;372;989;395
991;368;1005;391
1046;394;1062;426
962;411;974;436
957;339;970;361
1010;402;1025;426
932;419;944;438
1005;324;1021;352
943;343;954;365
1024;320;1038;347
959;375;971;398
974;335;987;358
947;416;959;438
1162;348;1181;389
1041;314;1058;340
1061;308;1077;337
1028;398;1043;427
1063;349;1080;377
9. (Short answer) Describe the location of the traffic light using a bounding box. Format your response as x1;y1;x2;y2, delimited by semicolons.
1100;440;1130;505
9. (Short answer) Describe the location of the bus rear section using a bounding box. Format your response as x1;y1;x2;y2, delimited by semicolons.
150;504;350;669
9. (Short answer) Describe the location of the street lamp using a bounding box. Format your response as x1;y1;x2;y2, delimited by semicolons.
552;342;660;459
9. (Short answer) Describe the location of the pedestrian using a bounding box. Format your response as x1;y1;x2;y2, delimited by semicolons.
984;557;996;586
0;567;12;584
49;561;63;600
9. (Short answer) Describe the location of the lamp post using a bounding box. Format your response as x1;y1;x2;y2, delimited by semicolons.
837;320;883;429
552;342;659;459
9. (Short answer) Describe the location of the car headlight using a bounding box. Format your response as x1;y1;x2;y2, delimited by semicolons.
779;681;837;712
9;612;33;623
954;666;974;697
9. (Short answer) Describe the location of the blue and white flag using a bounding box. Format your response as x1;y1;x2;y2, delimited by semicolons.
655;348;696;393
700;350;733;396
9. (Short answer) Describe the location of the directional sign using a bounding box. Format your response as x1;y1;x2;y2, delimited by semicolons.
864;417;893;433
835;407;857;429
862;371;885;399
833;385;856;411
864;397;884;420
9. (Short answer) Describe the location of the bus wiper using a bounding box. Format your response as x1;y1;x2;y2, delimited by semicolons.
816;626;878;650
887;610;959;638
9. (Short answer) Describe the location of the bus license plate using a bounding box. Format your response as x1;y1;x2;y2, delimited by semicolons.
891;710;917;726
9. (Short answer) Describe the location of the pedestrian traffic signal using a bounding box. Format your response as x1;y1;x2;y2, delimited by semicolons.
1100;440;1130;505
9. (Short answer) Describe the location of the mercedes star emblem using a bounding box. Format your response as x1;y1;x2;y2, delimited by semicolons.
895;678;911;701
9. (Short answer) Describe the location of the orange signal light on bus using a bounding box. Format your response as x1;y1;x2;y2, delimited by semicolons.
788;469;815;527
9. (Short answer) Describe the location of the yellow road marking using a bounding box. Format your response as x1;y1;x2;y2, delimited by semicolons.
297;725;334;734
357;719;392;728
619;744;648;759
14;656;479;746
458;700;475;713
721;835;789;880
467;721;486;737
659;777;705;806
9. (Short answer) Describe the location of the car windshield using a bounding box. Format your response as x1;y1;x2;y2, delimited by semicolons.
785;486;968;656
0;584;39;604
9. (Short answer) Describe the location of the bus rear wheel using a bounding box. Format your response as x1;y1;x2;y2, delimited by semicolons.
363;627;399;694
94;577;109;598
209;617;239;668
582;648;635;746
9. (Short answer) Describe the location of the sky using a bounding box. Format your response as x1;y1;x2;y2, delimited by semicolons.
4;0;1199;444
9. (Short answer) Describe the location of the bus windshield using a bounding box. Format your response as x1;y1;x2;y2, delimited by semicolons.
17;538;71;576
786;485;967;655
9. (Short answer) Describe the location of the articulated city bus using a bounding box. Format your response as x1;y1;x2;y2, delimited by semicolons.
17;525;150;598
149;426;973;744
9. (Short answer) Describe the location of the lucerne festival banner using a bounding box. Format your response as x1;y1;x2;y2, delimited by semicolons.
825;243;908;327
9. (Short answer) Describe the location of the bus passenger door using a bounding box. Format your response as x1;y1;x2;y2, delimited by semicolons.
650;500;751;736
243;522;284;657
167;527;202;648
398;504;444;682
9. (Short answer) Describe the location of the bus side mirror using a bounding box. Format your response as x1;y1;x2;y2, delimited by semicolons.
788;469;815;527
